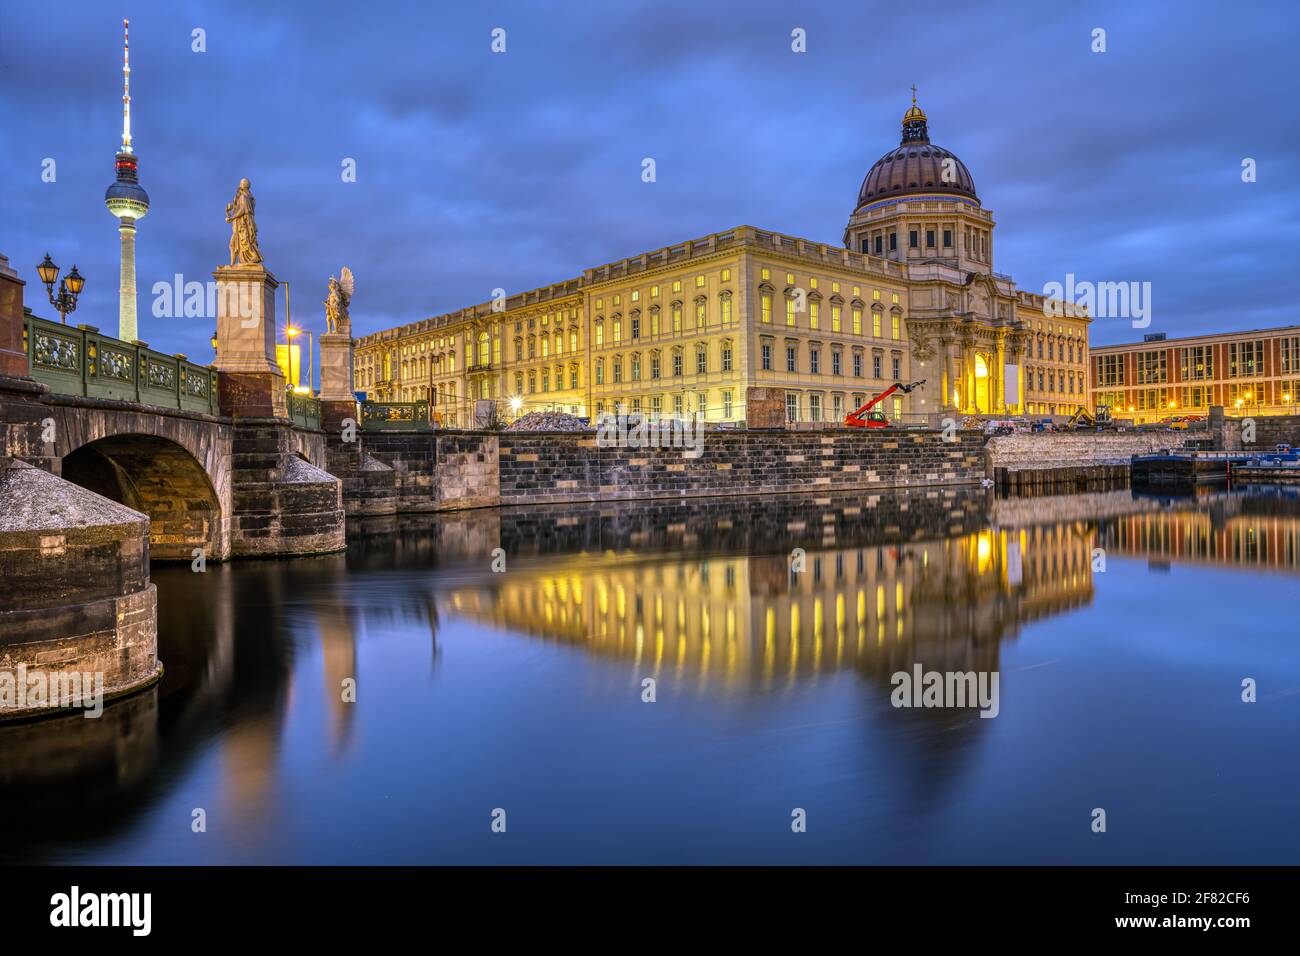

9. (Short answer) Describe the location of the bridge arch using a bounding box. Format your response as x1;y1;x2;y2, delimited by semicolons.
44;401;233;561
62;434;224;561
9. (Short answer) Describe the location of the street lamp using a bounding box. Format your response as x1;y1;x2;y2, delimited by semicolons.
36;254;85;325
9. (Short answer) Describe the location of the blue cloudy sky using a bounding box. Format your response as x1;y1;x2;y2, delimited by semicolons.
3;0;1298;360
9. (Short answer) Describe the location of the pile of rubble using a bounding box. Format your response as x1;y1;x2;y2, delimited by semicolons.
505;410;590;432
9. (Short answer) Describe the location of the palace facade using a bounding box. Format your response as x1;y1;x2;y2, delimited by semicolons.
1090;326;1300;424
354;96;1090;425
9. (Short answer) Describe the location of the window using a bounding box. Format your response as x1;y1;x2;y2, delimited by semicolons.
541;369;550;391
943;229;952;247
673;351;683;376
809;301;820;329
761;293;772;324
612;358;622;384
721;268;731;282
1282;336;1300;374
695;275;706;289
652;396;662;414
1136;349;1167;384
891;315;900;340
631;354;641;381
889;232;897;252
631;290;640;303
696;301;706;328
595;322;604;347
810;349;820;374
873;354;882;378
651;310;660;336
569;330;578;352
595;360;604;385
723;391;733;418
809;394;822;422
909;230;918;248
926;229;935;247
832;351;842;376
761;344;772;371
721;342;733;372
570;367;579;389
760;268;770;281
696;346;707;375
1229;340;1264;377
672;303;682;333
892;356;900;379
674;394;684;415
786;345;797;373
853;353;863;377
1099;354;1126;386
852;308;862;335
651;353;661;379
631;317;640;339
872;310;882;338
832;394;843;419
832;305;842;333
721;295;732;325
786;394;798;423
786;297;796;327
613;319;622;343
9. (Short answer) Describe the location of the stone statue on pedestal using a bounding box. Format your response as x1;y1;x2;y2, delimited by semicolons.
324;267;353;335
225;178;263;266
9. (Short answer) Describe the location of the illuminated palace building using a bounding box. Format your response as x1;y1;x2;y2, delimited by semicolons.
1090;326;1300;424
355;94;1090;424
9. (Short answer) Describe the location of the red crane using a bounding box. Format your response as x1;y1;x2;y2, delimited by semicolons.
844;379;926;428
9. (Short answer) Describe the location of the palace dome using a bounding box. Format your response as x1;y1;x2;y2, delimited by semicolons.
855;96;978;206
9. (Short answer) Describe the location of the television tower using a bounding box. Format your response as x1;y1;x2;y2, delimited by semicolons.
104;19;150;343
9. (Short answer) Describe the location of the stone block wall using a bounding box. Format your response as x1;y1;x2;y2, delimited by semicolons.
984;432;1175;474
497;429;986;505
229;419;346;556
362;431;437;512
1216;414;1300;451
0;459;161;718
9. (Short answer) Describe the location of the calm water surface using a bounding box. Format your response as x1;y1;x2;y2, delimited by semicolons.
3;485;1299;864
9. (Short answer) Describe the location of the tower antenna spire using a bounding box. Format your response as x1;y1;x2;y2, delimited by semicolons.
121;18;132;153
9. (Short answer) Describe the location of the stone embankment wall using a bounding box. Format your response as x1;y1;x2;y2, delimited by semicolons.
496;429;987;506
984;432;1175;475
1215;414;1300;451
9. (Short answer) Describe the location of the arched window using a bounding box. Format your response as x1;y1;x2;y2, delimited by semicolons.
595;358;605;385
595;320;605;347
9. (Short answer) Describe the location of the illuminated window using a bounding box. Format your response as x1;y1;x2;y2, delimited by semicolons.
852;308;862;335
721;268;731;282
672;279;682;293
810;301;820;329
832;305;841;332
891;315;900;340
761;293;772;324
695;275;706;288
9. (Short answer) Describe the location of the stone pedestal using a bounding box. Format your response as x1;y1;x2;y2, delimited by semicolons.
318;332;355;402
0;255;29;379
213;264;287;419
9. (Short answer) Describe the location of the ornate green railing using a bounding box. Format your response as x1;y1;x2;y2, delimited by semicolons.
287;389;322;429
22;314;219;415
360;400;430;431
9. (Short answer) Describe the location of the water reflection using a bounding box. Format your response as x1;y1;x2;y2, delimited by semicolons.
3;484;1299;863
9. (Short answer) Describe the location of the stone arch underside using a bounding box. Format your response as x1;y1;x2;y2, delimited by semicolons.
62;434;224;561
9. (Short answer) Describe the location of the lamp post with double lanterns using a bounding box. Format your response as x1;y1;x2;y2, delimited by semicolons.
36;254;85;325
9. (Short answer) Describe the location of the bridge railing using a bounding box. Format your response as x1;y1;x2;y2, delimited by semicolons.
22;314;220;416
360;400;431;431
287;389;322;430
